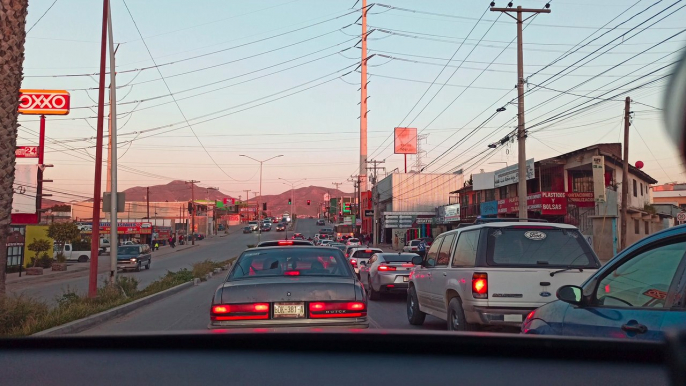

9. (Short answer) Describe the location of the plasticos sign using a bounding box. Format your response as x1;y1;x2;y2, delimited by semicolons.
498;192;567;215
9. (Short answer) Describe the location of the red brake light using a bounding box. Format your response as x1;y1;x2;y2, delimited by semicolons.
365;250;372;253
472;273;488;299
284;270;300;276
308;302;366;318
278;240;293;245
378;265;396;271
350;258;357;267
211;303;270;321
401;263;414;267
525;310;535;322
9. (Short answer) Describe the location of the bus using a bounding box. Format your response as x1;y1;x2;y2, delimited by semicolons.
333;224;354;241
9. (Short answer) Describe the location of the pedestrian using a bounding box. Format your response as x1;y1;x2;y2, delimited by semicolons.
154;241;159;251
417;239;427;258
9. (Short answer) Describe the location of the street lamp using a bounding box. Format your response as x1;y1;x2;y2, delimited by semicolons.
239;154;283;244
279;178;306;221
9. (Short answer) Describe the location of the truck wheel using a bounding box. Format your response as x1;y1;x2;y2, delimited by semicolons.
78;255;89;263
447;297;478;332
135;262;141;272
407;287;426;325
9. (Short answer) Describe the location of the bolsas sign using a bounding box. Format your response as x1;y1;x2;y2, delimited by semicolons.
18;89;71;115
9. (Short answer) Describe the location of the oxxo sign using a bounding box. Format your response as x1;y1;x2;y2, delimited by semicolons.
18;89;71;115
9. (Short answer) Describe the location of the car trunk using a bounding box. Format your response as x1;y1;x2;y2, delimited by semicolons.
485;268;596;306
220;277;357;303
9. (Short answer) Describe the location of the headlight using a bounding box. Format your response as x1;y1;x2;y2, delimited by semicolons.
130;258;137;262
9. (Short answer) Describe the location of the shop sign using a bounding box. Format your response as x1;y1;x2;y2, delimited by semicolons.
480;200;498;216
15;146;39;158
81;222;153;235
498;192;567;215
494;158;535;188
18;89;71;115
6;230;25;247
497;198;519;214
415;217;434;224
568;192;595;208
444;204;460;222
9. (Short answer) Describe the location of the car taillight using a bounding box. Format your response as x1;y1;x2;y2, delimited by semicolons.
211;303;270;321
308;301;366;318
525;310;535;322
345;253;349;258
378;265;396;271
401;263;414;267
472;272;488;299
365;250;372;253
350;258;357;267
284;270;300;276
278;240;293;245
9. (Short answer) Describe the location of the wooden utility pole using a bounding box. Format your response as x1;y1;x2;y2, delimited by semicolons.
621;97;631;251
243;189;251;221
367;159;385;246
490;4;550;219
359;0;369;193
146;186;150;219
186;180;200;245
332;182;343;221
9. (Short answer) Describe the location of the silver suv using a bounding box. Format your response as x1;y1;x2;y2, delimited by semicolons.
407;221;600;331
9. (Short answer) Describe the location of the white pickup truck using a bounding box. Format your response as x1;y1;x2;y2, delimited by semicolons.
54;243;91;263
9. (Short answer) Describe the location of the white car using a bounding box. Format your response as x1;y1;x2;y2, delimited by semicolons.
403;239;421;253
347;247;383;275
407;221;601;331
346;238;361;246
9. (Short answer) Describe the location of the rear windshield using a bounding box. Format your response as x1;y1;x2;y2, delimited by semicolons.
410;240;420;246
230;249;352;279
118;246;139;255
349;238;360;242
486;227;597;267
383;254;416;263
352;250;382;259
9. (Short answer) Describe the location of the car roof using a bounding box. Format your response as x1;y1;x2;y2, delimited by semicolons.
377;252;418;257
453;221;578;230
351;247;382;252
255;240;314;247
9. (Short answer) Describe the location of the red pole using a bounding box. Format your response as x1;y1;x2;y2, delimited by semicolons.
36;115;46;224
38;115;45;164
404;154;407;173
89;0;110;298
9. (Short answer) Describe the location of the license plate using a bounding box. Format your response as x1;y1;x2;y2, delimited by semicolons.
504;314;523;322
403;276;409;282
273;302;304;318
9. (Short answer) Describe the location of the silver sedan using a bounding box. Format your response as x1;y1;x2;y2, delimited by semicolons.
358;252;418;300
209;246;368;329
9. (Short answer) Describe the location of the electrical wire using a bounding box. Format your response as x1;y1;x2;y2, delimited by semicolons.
26;0;58;34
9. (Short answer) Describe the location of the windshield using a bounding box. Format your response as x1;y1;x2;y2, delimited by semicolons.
3;2;682;345
383;254;416;263
117;246;139;256
230;248;352;279
486;227;597;267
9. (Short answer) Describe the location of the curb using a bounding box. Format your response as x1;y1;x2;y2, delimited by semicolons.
33;281;194;336
6;266;90;286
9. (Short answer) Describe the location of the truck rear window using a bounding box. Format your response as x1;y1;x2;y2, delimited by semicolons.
485;227;598;268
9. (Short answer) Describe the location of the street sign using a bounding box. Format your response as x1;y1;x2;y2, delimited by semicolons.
18;89;71;115
364;209;374;217
15;146;39;158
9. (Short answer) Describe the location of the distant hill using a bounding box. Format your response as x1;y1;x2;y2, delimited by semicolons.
252;185;352;217
121;180;234;202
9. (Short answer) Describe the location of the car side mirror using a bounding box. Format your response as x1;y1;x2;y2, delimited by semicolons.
557;285;583;306
411;255;423;266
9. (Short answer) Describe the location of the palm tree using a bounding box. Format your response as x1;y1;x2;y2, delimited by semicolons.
0;0;29;296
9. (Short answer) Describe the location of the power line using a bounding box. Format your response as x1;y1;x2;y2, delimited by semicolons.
26;0;58;34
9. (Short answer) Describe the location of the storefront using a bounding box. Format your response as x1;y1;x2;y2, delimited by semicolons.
5;226;26;272
497;192;568;220
82;221;153;244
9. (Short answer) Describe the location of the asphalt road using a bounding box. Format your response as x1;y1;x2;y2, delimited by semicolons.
9;225;290;305
79;219;446;335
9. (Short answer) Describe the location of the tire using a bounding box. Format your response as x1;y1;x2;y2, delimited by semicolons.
135;262;141;272
407;287;426;325
447;297;478;331
368;278;380;300
145;259;151;270
77;255;89;263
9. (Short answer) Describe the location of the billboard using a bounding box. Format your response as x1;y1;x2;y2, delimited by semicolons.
394;127;418;154
18;89;71;115
12;164;38;215
444;204;460;222
494;159;535;188
81;222;153;235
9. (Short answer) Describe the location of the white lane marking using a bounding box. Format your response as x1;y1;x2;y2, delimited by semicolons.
368;316;382;329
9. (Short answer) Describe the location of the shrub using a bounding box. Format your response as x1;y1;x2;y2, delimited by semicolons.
0;296;49;336
29;253;53;269
27;238;52;267
247;244;256;248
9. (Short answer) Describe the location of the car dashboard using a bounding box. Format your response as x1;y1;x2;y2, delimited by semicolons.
3;329;684;386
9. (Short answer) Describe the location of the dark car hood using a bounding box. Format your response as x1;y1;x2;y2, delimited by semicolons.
117;254;138;260
219;276;357;303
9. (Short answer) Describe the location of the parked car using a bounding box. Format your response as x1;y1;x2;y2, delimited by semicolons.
522;224;686;341
243;226;253;234
347;247;383;276
403;239;421;253
407;221;601;330
55;243;91;263
116;244;152;272
360;253;418;300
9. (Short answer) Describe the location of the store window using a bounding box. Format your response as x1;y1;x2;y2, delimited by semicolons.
498;186;508;199
541;165;565;192
634;219;640;234
633;179;637;197
6;246;22;267
645;221;650;235
570;170;593;192
484;190;495;202
640;183;643;196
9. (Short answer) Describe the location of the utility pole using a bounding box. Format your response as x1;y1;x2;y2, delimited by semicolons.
367;159;385;246
243;189;251;222
186;180;200;245
107;2;119;283
490;3;550;219
332;182;343;222
89;0;110;298
146;186;150;219
621;96;631;251
359;0;369;193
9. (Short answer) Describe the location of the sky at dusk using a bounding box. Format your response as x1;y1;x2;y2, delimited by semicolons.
16;0;686;202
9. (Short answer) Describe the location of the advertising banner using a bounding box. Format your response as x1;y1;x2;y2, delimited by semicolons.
592;156;606;203
15;146;39;158
568;192;595;208
18;89;70;115
444;204;460;222
480;200;498;216
494;159;535;188
12;164;38;214
394;127;418;154
81;222;153;235
498;193;567;215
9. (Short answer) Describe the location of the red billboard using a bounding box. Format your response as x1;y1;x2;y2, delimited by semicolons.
394;127;418;154
15;146;39;158
82;222;153;235
497;192;567;216
18;89;71;115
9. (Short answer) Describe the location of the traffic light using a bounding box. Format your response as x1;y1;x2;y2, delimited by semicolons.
187;201;193;214
288;198;291;205
307;200;311;205
263;203;267;210
343;202;351;214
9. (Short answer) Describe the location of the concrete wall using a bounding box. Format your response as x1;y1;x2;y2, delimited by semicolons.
591;217;616;263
